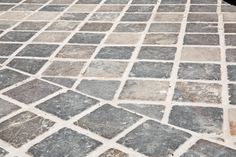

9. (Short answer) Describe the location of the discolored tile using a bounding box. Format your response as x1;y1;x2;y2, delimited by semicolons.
13;21;48;31
104;0;129;4
224;23;236;33
27;12;60;21
187;13;218;22
0;12;30;20
0;21;17;30
114;23;146;32
105;33;141;45
99;148;128;157
190;0;217;4
154;14;183;22
127;6;154;12
222;5;236;12
0;98;20;119
0;5;14;11
149;23;181;32
161;0;187;4
228;65;236;81
0;31;36;42
121;13;151;21
24;0;50;3
184;34;219;45
190;5;217;12
229;109;236;136
144;33;178;45
89;13;120;21
40;5;68;12
75;104;141;139
80;22;113;32
50;0;75;4
46;21;79;31
131;0;158;4
12;4;42;11
225;35;236;46
69;33;105;44
68;4;97;12
186;23;218;33
226;49;236;62
97;5;125;12
77;0;102;4
58;13;88;21
95;46;134;59
0;43;22;56
33;32;70;42
42;77;76;88
157;5;185;12
229;84;236;105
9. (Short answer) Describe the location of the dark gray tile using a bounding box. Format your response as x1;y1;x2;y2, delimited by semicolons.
77;0;102;4
0;98;20;119
228;65;236;81
0;0;21;3
121;13;151;21
169;106;223;134
59;13;88;21
80;22;113;32
17;44;59;57
0;5;14;11
96;46;134;59
132;0;158;4
161;0;187;4
229;84;236;105
75;104;141;139
28;128;102;157
225;35;236;46
224;23;236;33
186;23;218;33
222;5;236;12
23;0;49;3
181;140;236;157
127;6;154;12
0;58;6;64
0;21;17;30
157;5;185;12
178;63;221;80
226;49;236;62
12;4;42;11
69;33;105;44
119;103;165;120
114;23;146;32
13;21;47;30
0;43;22;56
117;120;191;157
0;31;36;42
0;111;55;148
42;77;76;88
77;79;120;100
104;0;129;4
0;147;8;156
138;46;176;60
7;59;47;74
40;5;68;12
4;79;61;104
149;23;181;32
130;62;173;78
187;13;218;22
190;5;217;12
0;68;28;90
99;148;128;157
191;0;217;4
184;34;219;45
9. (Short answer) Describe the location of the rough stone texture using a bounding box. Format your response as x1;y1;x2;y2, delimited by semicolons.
69;33;105;44
184;34;219;45
42;77;76;88
229;84;236;105
0;43;22;56
99;149;128;157
96;46;134;59
229;109;236;136
0;31;36;42
144;33;178;45
0;98;20;119
226;49;236;62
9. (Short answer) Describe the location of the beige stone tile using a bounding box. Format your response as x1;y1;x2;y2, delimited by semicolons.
97;5;125;12
33;32;70;42
229;109;236;136
154;14;184;22
68;4;97;12
27;12;60;21
105;33;141;45
143;33;178;45
0;12;31;20
223;13;236;22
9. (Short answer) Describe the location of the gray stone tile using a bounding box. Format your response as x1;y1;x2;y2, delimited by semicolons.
28;128;102;157
75;104;141;139
33;32;69;43
130;62;173;78
0;58;6;64
169;106;223;134
50;0;75;4
191;0;217;4
0;21;17;30
178;63;221;80
161;0;187;4
99;148;128;157
138;46;176;60
42;77;76;88
80;22;113;32
97;5;125;12
0;68;28;90
13;21;48;31
0;98;20;119
77;0;102;4
46;21;79;31
89;13;120;21
95;46;134;59
119;80;169;101
121;13;151;21
17;44;59;57
181;140;236;157
37;90;99;120
226;49;236;62
0;147;8;156
117;120;191;157
184;34;219;45
173;82;222;104
190;5;217;12
154;13;184;22
132;0;158;4
127;6;154;12
114;23;146;32
224;23;236;33
187;13;218;22
59;13;88;21
225;35;236;46
77;79;120;100
0;111;55;148
0;5;14;11
229;84;236;105
0;31;36;42
23;0;49;3
3;79;61;104
157;5;185;12
0;0;21;3
149;23;181;32
40;5;68;12
0;43;22;56
12;4;42;11
228;65;236;81
186;23;218;33
7;59;47;74
144;33;178;45
104;0;129;4
119;103;165;120
69;33;105;44
222;5;236;12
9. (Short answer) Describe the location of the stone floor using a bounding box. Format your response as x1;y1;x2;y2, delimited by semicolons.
0;0;236;157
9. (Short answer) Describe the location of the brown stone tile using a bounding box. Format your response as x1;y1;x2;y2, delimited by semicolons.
154;14;184;22
68;4;97;12
229;109;236;136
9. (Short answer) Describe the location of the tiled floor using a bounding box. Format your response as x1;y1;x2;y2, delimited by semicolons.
0;0;236;157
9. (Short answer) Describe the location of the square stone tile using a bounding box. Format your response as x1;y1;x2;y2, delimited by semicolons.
97;5;125;12
7;59;47;74
154;14;183;22
12;4;42;11
117;120;191;157
130;62;173;78
149;23;181;32
99;148;128;157
40;5;68;12
184;34;219;45
17;44;59;57
42;77;76;88
68;4;97;12
89;13;120;21
229;109;236;136
0;98;20;119
0;12;30;20
190;5;217;12
0;68;28;90
228;65;236;81
144;33;178;45
80;22;113;32
84;61;128;78
0;111;55;148
75;104;141;139
0;31;36;42
181;140;236;157
77;0;102;4
69;33;105;44
27;12;60;21
13;21;48;31
161;0;187;4
77;79;120;100
127;6;154;12
28;128;102;157
121;13;151;21
226;49;236;62
157;5;185;12
186;23;218;33
187;13;218;22
114;23;146;32
138;46;176;60
46;21;79;31
56;45;96;59
169;106;223;134
224;23;236;33
37;90;99;120
178;63;221;80
33;32;70;43
0;147;7;156
0;43;22;56
229;84;236;105
43;61;85;76
95;46;134;59
132;0;158;4
119;103;165;120
119;80;169;101
104;0;129;4
181;47;221;61
173;82;222;104
105;33;141;45
58;13;89;21
3;79;61;104
225;35;236;46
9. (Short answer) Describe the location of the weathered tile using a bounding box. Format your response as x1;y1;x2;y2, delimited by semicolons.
161;0;187;4
0;5;14;11
222;5;236;12
7;59;47;74
229;84;236;105
105;33;141;45
97;5;125;12
0;111;54;148
191;0;217;4
187;13;218;22
157;5;185;12
0;98;20;119
99;149;128;157
13;21;48;31
27;12;60;21
84;61;128;78
75;104;141;139
77;79;120;100
130;62;173;78
121;13;151;21
68;4;97;12
186;23;218;33
40;5;68;12
119;80;169;101
77;0;102;4
226;49;236;62
178;63;221;80
173;82;222;104
225;23;236;33
0;21;17;30
24;0;49;3
225;35;236;46
58;13;88;21
17;44;59;57
69;33;105;44
96;46;134;59
229;109;236;136
132;0;158;4
37;90;99;120
3;79;61;104
56;45;96;59
181;140;236;157
33;32;70;42
0;0;21;3
0;31;36;42
190;5;217;12
46;21;79;31
50;0;75;4
144;33;178;45
12;4;42;11
127;6;154;12
42;77;76;88
184;34;219;45
89;13;120;21
154;14;183;22
104;0;129;4
114;23;146;32
138;46;176;60
119;103;165;120
80;22;113;32
0;147;7;156
28;128;102;157
43;61;85;76
0;68;28;90
118;120;191;157
228;65;236;81
0;12;30;20
149;23;181;32
0;43;22;56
